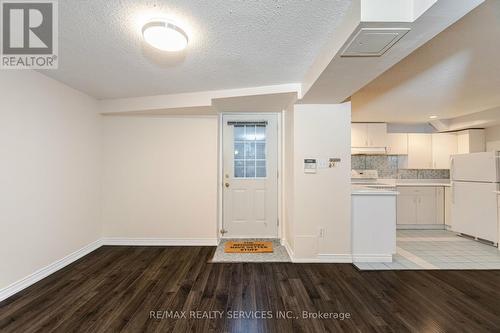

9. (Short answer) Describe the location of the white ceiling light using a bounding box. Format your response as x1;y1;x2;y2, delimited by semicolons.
142;20;188;52
429;115;438;119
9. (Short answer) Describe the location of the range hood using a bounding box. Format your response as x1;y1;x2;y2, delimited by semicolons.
351;147;387;155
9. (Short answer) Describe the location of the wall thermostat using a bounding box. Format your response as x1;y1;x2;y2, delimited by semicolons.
304;159;317;174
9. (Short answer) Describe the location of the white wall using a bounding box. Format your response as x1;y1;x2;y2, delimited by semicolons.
485;125;500;151
288;103;352;260
0;71;101;290
101;116;218;242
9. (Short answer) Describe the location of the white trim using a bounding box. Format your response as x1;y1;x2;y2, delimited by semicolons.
217;115;224;241
352;255;393;263
313;254;353;263
281;239;353;263
397;224;446;230
0;239;103;302
291;255;353;263
101;238;218;246
283;238;294;259
277;113;283;241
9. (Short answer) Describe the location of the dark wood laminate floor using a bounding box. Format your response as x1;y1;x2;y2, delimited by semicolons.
1;246;500;333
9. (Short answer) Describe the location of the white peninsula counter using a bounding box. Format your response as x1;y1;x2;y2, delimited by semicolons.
351;186;398;263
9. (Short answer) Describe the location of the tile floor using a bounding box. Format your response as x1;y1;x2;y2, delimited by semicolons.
210;238;291;263
355;229;500;270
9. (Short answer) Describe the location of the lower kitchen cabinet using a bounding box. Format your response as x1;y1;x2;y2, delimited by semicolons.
397;186;445;227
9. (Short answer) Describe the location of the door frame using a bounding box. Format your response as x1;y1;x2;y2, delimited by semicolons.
217;112;283;241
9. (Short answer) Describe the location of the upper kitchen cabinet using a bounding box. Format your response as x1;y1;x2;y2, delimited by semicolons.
386;133;408;155
351;123;367;147
432;133;458;169
456;129;485;154
351;123;387;147
407;134;433;169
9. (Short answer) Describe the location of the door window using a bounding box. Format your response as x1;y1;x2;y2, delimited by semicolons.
233;125;266;178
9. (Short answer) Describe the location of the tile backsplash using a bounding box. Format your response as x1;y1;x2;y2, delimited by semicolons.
352;155;450;179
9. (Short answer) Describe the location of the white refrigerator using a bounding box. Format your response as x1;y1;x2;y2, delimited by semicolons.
451;151;499;244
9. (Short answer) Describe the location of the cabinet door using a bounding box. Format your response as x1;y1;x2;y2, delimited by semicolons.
416;187;438;224
468;129;485;153
351;123;367;147
387;133;408;155
397;187;418;224
432;133;457;169
366;123;387;147
456;131;469;154
408;134;433;169
456;130;485;154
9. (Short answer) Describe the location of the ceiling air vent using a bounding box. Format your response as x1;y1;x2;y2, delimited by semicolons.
341;28;410;57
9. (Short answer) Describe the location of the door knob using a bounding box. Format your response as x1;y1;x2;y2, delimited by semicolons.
225;182;230;188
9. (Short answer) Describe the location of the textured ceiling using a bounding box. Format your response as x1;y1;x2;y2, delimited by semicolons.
40;0;352;99
352;0;500;123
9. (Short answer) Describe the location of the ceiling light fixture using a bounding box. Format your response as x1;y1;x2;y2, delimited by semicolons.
429;115;438;119
142;20;188;52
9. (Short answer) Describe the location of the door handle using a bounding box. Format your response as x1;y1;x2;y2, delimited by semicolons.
225;182;230;188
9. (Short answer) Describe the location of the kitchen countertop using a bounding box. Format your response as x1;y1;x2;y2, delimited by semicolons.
395;179;451;187
367;179;451;187
351;179;451;195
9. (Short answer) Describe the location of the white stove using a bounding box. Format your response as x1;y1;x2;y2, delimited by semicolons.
351;170;396;189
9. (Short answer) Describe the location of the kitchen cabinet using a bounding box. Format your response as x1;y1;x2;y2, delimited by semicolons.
407;134;433;169
396;188;418;225
386;133;408;155
351;123;367;147
351;123;387;147
457;129;485;154
432;133;458;169
397;186;444;226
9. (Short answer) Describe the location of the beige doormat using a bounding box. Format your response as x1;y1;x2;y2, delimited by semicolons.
224;241;273;253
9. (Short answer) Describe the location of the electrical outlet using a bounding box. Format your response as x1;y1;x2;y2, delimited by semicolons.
319;228;326;238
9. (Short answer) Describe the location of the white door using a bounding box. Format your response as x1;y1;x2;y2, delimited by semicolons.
416;187;437;224
451;151;499;182
432;133;457;169
351;123;367;147
451;181;499;243
408;134;433;169
396;187;418;225
387;133;408;155
365;123;387;147
222;114;278;238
